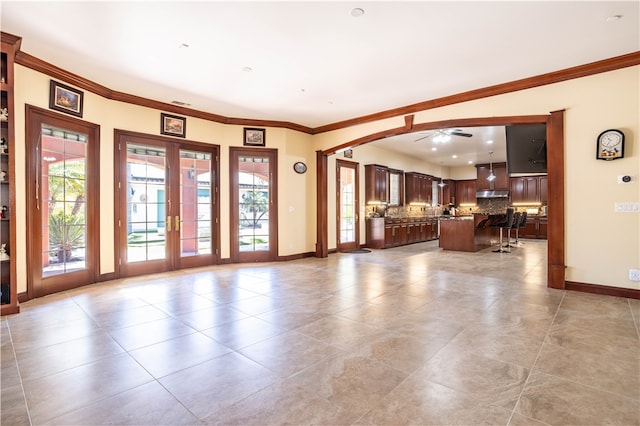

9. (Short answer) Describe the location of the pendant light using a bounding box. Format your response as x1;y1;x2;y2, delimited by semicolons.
487;151;496;181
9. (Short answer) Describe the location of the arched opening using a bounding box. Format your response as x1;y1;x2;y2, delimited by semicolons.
316;112;565;289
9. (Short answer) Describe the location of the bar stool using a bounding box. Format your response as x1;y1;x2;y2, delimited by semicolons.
505;211;521;248
491;207;515;253
515;211;527;245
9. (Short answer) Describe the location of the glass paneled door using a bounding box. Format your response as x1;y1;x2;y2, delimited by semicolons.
115;131;219;278
230;147;278;263
336;160;359;252
25;106;100;297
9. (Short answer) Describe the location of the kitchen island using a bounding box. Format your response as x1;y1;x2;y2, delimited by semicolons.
438;215;500;252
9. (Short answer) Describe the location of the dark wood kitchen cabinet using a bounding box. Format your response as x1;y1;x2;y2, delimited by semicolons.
366;217;438;248
522;216;547;239
476;162;508;190
455;179;477;204
405;172;432;204
365;164;388;204
510;175;547;204
439;179;456;205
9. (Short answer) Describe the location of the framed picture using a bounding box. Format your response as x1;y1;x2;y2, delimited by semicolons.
243;127;266;146
49;80;84;117
160;113;186;138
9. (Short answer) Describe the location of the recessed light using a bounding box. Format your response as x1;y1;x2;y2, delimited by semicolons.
487;140;494;144
351;7;364;17
452;155;458;159
178;43;189;49
432;147;437;151
242;66;253;72
468;161;473;164
606;14;622;22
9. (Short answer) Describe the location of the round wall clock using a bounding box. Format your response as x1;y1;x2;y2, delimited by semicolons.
596;129;624;160
293;161;307;174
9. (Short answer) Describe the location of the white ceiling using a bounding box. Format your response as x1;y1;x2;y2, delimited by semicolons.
2;1;638;165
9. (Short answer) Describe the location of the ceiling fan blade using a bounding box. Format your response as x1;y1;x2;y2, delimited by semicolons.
450;131;472;138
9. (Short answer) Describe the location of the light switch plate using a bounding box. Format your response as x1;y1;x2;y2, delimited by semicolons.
615;202;640;213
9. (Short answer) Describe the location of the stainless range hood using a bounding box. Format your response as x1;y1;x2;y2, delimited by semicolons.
476;190;510;198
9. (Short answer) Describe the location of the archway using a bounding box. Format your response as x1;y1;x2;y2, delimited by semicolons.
316;112;565;289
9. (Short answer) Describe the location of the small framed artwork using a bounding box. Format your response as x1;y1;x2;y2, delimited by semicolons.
243;128;266;146
343;149;353;158
49;80;84;117
160;113;186;138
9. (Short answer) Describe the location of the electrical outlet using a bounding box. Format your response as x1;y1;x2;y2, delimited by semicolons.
630;269;640;282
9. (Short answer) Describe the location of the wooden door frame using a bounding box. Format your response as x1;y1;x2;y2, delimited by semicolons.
317;113;565;289
335;159;360;252
113;130;220;278
25;105;101;298
229;147;279;263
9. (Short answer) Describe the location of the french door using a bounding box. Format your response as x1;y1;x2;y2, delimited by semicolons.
336;160;359;252
25;106;100;297
115;131;219;278
230;147;278;263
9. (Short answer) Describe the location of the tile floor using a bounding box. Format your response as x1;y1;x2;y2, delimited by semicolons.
2;240;639;425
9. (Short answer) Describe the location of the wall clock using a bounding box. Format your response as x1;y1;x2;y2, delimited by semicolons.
596;129;624;160
293;161;307;174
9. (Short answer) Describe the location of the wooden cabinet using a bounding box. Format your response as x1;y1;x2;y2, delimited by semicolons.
455;179;477;205
522;216;547;239
1;33;18;315
365;164;388;203
539;176;548;204
405;172;432;204
437;179;456;205
366;217;438;249
510;175;547;204
476;162;508;190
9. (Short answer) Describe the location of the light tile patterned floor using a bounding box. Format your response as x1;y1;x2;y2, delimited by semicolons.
2;240;639;425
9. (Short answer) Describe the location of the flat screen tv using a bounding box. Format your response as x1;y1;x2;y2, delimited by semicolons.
506;124;547;174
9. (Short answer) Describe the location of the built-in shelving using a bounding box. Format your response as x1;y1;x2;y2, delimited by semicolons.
1;32;19;315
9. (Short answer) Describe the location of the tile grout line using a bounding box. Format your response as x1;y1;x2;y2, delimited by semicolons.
505;289;566;426
5;320;34;426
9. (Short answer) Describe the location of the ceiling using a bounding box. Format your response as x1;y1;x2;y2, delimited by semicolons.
2;1;638;166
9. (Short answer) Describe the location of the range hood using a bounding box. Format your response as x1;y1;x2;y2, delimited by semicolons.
476;190;510;198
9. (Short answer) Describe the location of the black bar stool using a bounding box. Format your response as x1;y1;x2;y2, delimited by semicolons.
515;211;528;245
505;211;521;248
491;207;515;253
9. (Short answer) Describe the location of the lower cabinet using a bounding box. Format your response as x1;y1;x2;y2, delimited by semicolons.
366;218;438;249
522;216;547;239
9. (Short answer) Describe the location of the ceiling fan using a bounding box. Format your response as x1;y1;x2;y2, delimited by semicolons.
413;129;473;143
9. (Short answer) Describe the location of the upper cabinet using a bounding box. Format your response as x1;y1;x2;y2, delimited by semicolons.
455;179;477;205
476;162;508;190
439;179;456;205
365;164;389;204
405;172;432;204
510;175;547;204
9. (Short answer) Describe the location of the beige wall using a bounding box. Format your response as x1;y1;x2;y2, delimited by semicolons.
13;65;317;293
11;63;640;294
318;66;639;290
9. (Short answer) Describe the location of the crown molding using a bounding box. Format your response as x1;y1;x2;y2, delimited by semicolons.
7;29;638;136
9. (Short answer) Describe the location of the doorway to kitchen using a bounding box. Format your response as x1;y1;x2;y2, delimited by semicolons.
114;130;219;278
